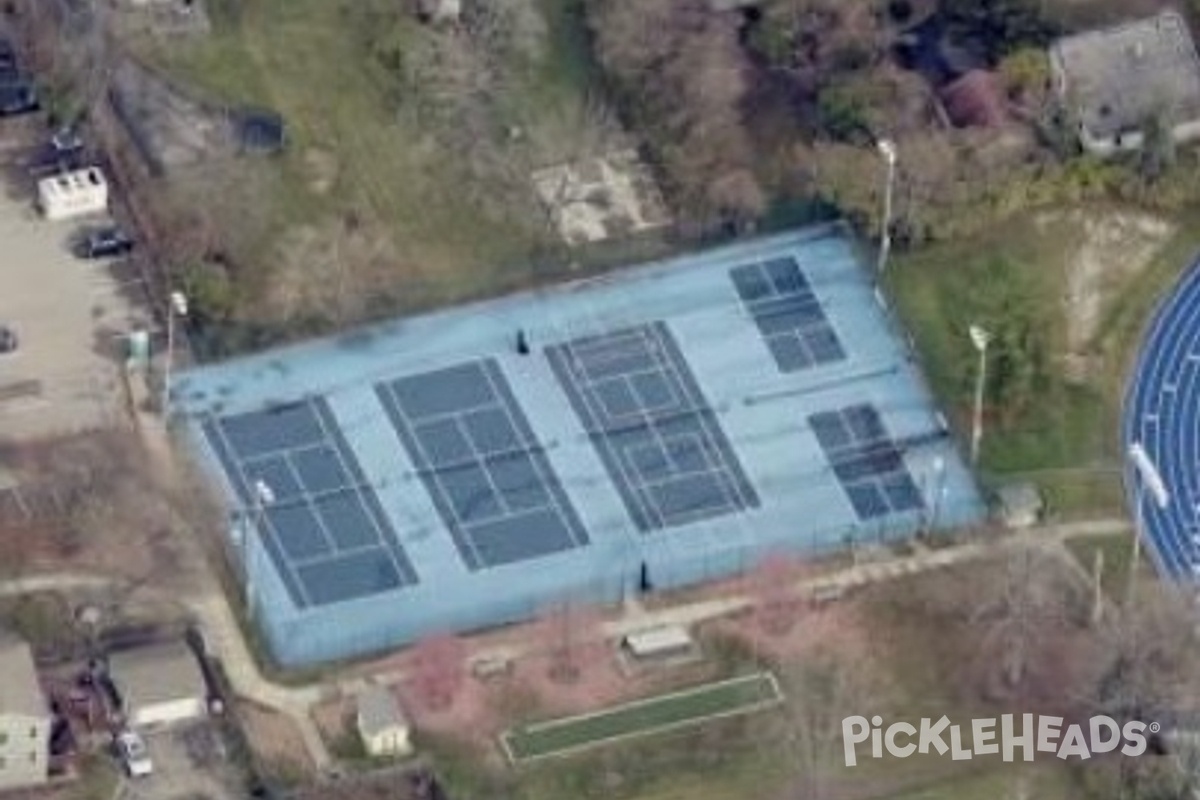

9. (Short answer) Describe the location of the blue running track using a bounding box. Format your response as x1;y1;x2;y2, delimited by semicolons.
1123;260;1200;579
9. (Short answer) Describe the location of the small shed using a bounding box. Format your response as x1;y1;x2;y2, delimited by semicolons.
356;685;412;758
107;640;207;728
996;482;1043;529
621;625;694;661
36;167;108;221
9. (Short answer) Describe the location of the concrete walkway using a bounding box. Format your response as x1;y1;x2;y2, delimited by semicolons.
348;517;1133;688
183;593;330;770
126;381;335;772
603;517;1130;638
0;573;118;598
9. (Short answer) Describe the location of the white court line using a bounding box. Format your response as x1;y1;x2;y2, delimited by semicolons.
501;672;783;763
651;325;751;512
383;380;490;571
311;401;395;547
207;414;315;608
558;335;668;530
477;361;587;550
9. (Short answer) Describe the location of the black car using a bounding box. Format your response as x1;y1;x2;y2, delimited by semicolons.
0;79;38;117
77;226;134;259
0;326;17;354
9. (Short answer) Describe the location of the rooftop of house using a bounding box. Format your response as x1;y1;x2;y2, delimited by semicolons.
107;640;206;709
0;630;46;720
357;685;407;737
1051;11;1200;141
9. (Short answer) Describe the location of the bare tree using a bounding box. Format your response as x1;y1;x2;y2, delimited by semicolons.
407;633;466;712
587;0;763;230
769;643;882;800
536;599;605;684
749;551;803;637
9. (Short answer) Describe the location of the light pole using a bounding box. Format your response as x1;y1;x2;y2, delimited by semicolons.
243;478;276;620
968;324;990;467
875;138;897;276
162;290;189;417
928;454;946;534
1126;442;1169;602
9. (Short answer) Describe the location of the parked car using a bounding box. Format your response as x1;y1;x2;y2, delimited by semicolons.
0;79;38;117
51;125;83;157
114;730;153;778
75;226;134;259
0;325;16;354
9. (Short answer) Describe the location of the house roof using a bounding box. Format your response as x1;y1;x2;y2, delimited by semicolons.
107;640;206;709
940;70;1008;128
0;629;46;719
356;685;407;738
1051;11;1200;140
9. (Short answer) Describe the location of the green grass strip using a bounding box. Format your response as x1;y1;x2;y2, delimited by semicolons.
502;672;782;762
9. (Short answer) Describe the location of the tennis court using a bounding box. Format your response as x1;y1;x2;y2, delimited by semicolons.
175;225;985;666
545;321;760;532
376;359;589;570
202;397;418;607
501;672;783;762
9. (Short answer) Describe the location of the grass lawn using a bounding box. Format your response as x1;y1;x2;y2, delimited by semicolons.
887;205;1200;516
503;673;782;761
887;761;1079;800
68;754;121;800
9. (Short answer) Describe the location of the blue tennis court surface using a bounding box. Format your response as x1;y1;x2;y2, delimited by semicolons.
809;404;924;520
546;322;759;531
1123;258;1200;581
376;359;589;570
202;398;418;607
175;225;985;666
732;257;845;372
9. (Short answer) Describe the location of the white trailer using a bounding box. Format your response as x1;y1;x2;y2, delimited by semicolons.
36;167;108;221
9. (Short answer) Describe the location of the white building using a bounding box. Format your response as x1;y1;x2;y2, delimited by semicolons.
36;167;109;221
1050;12;1200;155
356;685;412;758
108;640;208;729
0;631;50;792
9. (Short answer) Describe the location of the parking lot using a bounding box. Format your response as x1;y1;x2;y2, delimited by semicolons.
0;147;149;441
114;721;240;800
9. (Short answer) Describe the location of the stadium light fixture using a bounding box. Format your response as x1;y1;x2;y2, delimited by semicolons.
162;290;189;419
968;324;990;466
875;138;897;276
1126;441;1170;602
929;455;946;532
243;478;276;620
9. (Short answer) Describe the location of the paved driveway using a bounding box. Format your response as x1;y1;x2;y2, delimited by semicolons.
115;721;239;800
0;165;149;441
